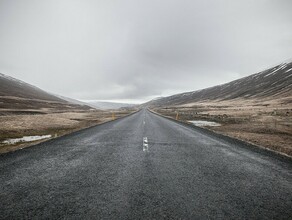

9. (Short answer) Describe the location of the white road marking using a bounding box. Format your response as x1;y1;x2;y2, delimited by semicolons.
143;120;145;125
143;137;149;152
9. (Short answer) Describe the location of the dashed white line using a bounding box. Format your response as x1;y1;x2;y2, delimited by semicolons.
143;137;149;152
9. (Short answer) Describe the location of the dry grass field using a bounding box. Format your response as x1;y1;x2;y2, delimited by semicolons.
0;108;136;154
152;97;292;157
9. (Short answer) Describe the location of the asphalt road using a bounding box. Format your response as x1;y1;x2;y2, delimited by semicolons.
1;109;291;219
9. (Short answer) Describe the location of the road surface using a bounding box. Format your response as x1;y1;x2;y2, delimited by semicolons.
1;109;291;219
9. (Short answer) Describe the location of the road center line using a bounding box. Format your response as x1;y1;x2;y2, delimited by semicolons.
143;137;149;152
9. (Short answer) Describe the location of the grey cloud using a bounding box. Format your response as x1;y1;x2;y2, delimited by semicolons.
0;0;291;103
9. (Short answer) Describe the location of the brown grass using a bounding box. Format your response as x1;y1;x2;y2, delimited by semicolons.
0;108;136;154
152;97;292;157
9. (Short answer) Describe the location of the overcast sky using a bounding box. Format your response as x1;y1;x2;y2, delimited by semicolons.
0;0;291;103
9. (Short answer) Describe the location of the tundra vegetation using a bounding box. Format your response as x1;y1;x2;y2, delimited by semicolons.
0;108;136;154
152;97;292;156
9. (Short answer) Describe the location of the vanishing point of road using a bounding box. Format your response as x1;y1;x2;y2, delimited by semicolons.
1;109;291;219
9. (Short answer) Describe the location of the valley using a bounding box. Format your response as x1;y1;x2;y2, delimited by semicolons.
147;62;292;156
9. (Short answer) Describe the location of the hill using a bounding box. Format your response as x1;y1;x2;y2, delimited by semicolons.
53;94;98;109
145;62;292;107
0;73;93;112
0;73;136;154
86;101;136;110
146;61;292;156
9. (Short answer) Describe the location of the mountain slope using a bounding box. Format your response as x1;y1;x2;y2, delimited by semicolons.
53;94;98;109
0;73;92;111
0;73;66;102
145;62;292;107
87;101;136;110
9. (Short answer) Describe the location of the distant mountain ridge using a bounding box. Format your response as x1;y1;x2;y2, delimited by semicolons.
86;101;136;110
145;61;292;107
53;94;98;109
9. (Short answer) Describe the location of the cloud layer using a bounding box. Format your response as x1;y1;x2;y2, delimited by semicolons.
0;0;291;103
